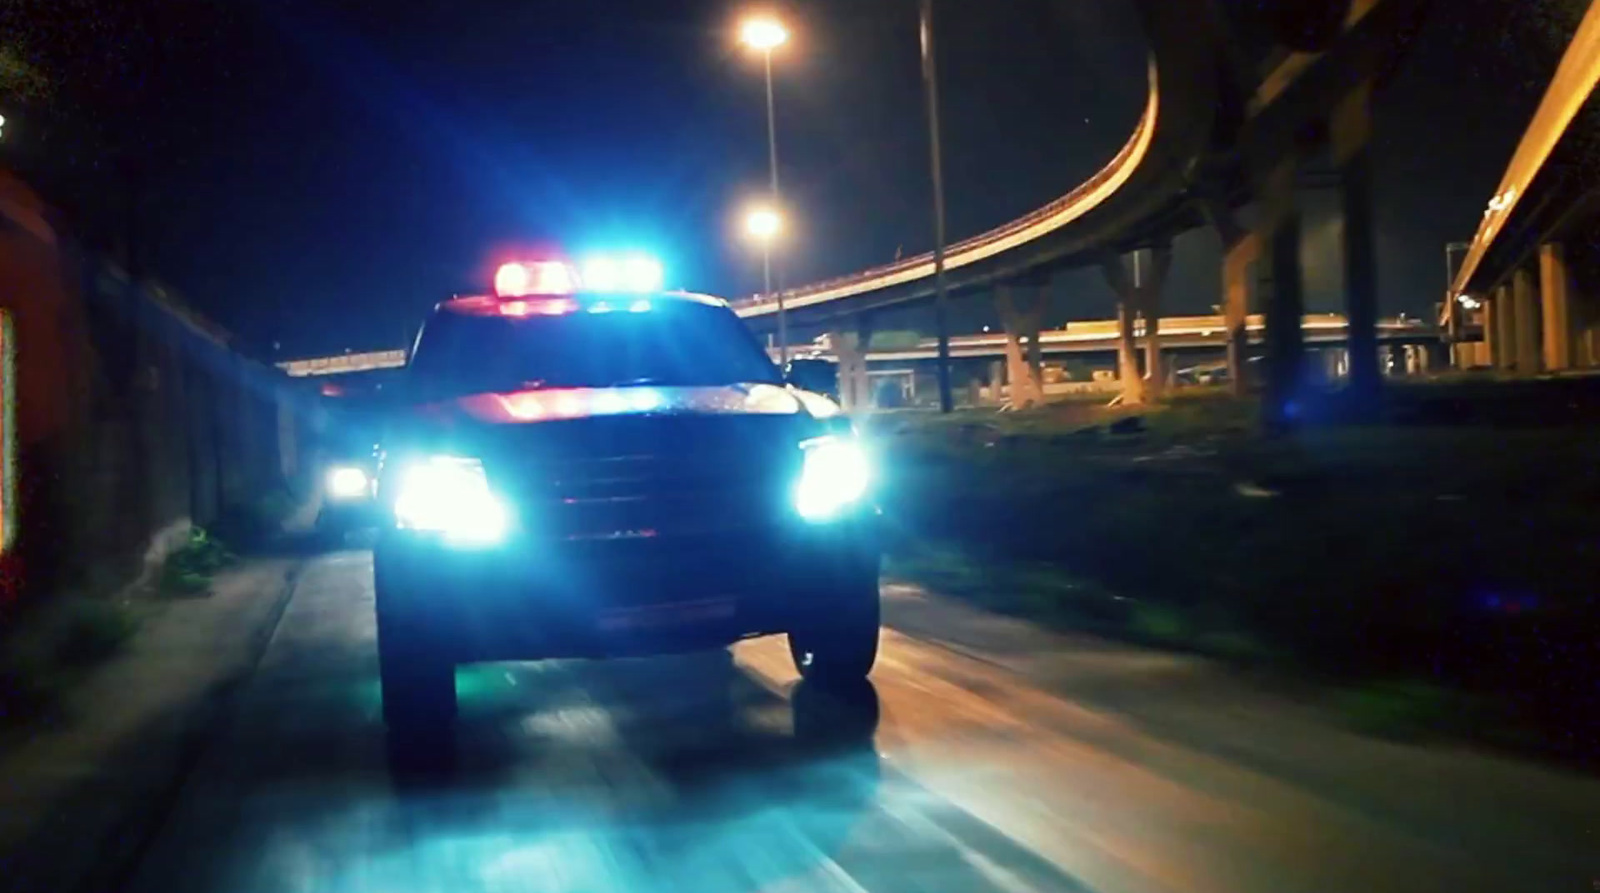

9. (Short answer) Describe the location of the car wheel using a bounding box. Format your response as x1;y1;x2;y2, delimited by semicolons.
377;606;457;732
788;578;880;686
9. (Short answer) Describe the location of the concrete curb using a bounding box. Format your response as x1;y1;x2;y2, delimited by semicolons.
0;557;306;893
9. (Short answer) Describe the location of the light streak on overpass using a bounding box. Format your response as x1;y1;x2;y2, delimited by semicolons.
277;314;1437;382
832;315;1436;363
277;350;407;378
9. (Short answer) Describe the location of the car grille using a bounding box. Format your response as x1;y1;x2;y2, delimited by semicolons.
502;449;791;541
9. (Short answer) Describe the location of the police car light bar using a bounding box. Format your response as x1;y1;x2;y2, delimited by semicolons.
579;255;664;293
495;261;579;297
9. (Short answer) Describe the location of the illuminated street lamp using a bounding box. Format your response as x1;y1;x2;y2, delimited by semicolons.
745;205;782;242
740;14;790;363
739;17;788;52
745;205;783;322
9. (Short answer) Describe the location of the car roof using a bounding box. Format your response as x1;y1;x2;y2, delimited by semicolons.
436;290;729;315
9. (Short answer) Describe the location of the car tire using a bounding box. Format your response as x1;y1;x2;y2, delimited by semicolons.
788;577;880;686
377;605;457;732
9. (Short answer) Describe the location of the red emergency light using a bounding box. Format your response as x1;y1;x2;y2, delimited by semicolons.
494;260;577;298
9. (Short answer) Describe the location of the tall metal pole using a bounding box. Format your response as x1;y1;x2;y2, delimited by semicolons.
920;0;953;413
764;50;789;367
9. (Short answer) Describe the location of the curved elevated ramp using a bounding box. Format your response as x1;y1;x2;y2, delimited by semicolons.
735;0;1424;327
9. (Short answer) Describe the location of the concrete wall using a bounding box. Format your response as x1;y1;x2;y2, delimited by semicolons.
0;172;296;608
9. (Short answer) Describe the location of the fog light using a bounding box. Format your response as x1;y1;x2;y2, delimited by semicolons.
326;466;370;500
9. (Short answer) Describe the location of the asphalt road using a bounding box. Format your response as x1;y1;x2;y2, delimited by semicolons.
118;550;1596;893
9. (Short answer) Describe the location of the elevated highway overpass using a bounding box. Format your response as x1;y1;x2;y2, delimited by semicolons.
734;0;1432;423
851;315;1436;362
280;314;1441;412
801;313;1439;408
1445;0;1600;375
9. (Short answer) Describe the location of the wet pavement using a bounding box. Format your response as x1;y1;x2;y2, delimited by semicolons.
114;551;1596;893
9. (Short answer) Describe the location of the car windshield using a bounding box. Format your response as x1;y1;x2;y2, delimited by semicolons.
407;298;781;399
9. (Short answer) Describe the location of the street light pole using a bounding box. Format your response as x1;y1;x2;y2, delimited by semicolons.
920;0;953;412
763;48;789;367
745;205;783;358
761;240;772;296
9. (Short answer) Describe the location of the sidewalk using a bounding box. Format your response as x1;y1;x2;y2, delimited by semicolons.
0;558;303;893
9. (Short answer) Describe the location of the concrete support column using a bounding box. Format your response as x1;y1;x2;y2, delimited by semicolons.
1385;344;1403;376
1027;283;1047;389
996;283;1046;408
1141;244;1172;401
1322;348;1343;381
856;315;876;407
1143;306;1164;400
839;348;866;410
1102;243;1172;405
1333;82;1381;401
1481;299;1498;369
830;318;875;411
1538;242;1574;372
1512;267;1542;374
1259;160;1306;431
1221;234;1260;396
1115;301;1144;404
853;315;875;408
1493;285;1516;371
829;330;853;408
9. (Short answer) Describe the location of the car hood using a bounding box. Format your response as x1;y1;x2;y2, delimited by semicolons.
441;382;836;424
387;383;845;466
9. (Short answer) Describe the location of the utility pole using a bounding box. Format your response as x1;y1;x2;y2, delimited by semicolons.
920;0;953;412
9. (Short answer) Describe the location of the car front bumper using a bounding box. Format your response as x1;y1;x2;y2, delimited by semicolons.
373;514;880;661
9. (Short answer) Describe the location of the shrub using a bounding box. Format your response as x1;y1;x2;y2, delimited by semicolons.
158;527;235;597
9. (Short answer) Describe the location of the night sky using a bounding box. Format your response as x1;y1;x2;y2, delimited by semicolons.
0;0;1582;357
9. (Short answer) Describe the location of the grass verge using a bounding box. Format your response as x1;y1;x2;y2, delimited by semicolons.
877;381;1600;764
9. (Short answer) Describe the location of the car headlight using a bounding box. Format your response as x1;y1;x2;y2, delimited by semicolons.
392;456;508;544
794;436;871;522
325;465;371;501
